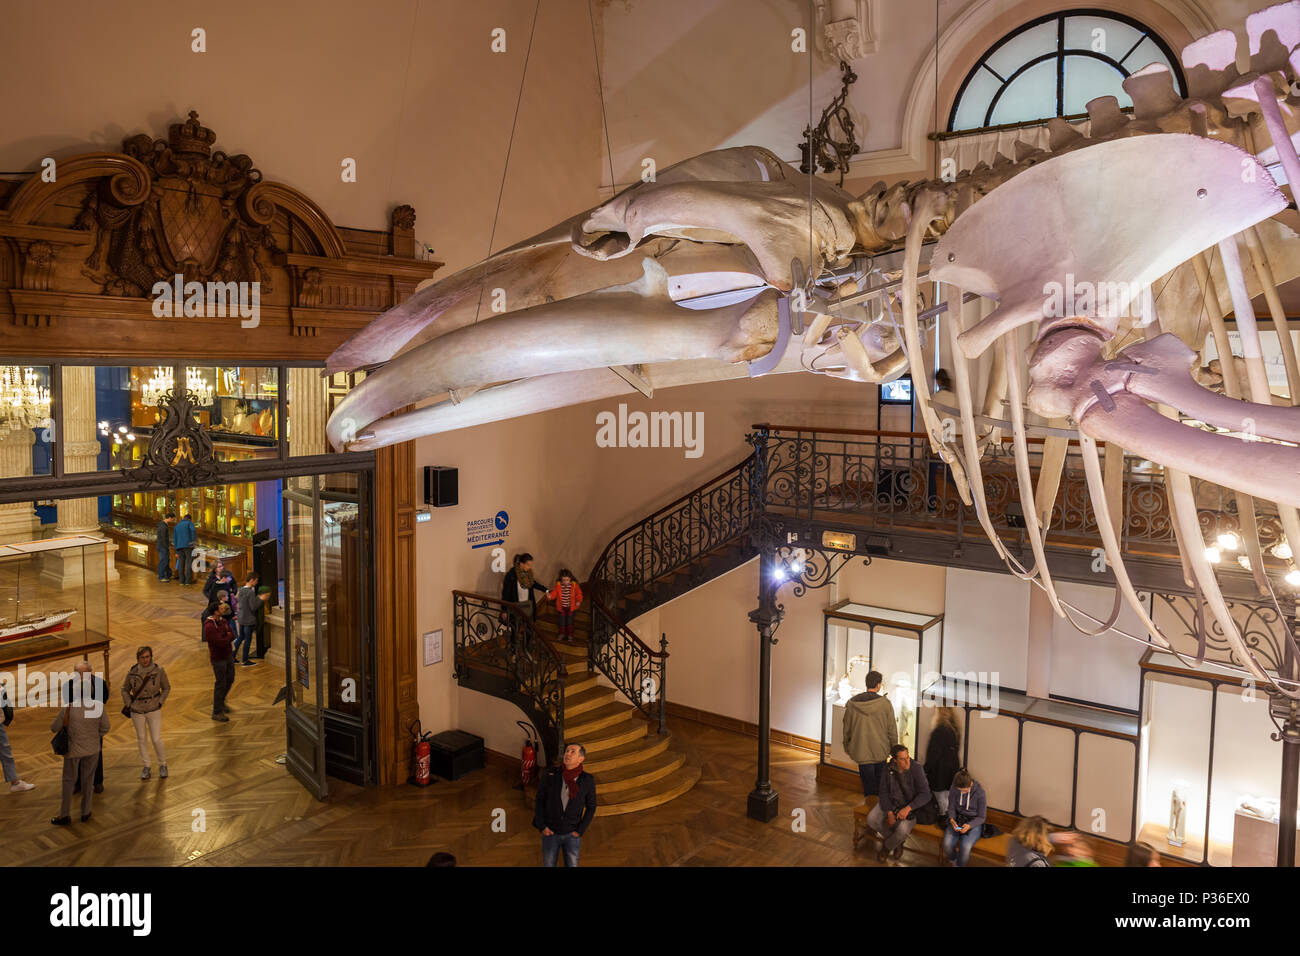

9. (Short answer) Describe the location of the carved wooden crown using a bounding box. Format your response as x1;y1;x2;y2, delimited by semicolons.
168;110;217;156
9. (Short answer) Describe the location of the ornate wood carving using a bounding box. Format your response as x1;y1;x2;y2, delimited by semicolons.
76;111;277;296
0;108;445;359
124;388;220;488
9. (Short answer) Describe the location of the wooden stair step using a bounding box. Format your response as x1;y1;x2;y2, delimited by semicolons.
596;765;702;816
572;717;649;755
563;684;616;717
565;701;642;738
565;673;600;696
582;729;673;773
590;748;686;795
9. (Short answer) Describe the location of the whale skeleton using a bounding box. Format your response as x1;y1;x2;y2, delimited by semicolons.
327;1;1300;691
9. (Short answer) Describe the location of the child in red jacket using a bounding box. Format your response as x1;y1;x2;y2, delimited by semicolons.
547;570;583;641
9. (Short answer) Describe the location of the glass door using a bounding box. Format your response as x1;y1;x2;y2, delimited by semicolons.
281;471;375;798
283;475;328;798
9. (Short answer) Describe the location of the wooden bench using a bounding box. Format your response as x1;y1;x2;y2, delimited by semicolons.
853;802;1011;864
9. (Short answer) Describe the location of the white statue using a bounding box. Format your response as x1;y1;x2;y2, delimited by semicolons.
324;1;1300;686
1168;783;1188;847
892;675;916;746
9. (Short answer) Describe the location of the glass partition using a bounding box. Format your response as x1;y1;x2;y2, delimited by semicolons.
822;601;942;771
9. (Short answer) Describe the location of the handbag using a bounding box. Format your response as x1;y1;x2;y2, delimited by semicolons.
121;671;146;718
51;707;70;756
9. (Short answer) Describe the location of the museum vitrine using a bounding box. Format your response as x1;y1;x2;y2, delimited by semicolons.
820;601;943;769
0;535;110;663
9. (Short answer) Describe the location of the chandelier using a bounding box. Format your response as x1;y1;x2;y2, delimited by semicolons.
0;366;51;437
140;367;214;407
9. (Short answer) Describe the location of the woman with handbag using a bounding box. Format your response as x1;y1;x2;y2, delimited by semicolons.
122;645;170;780
50;674;111;825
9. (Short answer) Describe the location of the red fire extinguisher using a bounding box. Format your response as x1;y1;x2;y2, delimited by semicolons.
409;720;434;787
516;720;539;790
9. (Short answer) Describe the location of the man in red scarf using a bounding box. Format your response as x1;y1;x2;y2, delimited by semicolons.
533;743;597;866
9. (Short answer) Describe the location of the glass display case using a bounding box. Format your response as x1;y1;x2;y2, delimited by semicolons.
1138;649;1292;866
821;601;943;770
0;535;110;668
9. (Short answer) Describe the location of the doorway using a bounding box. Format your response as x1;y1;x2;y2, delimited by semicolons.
282;472;375;798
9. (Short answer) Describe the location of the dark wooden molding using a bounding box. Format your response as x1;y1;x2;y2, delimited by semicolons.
666;701;821;754
373;438;419;785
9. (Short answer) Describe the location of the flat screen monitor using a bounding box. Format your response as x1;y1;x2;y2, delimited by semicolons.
880;377;913;404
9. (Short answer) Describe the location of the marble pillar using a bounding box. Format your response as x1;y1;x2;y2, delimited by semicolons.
288;367;327;456
0;428;41;543
41;367;118;587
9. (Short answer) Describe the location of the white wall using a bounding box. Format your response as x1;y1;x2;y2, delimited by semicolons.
942;566;1030;689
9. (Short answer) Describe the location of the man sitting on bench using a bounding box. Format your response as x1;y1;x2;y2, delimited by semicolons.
867;744;931;862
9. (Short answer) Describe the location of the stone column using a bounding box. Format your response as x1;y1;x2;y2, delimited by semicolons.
289;367;327;455
0;428;40;543
41;366;118;587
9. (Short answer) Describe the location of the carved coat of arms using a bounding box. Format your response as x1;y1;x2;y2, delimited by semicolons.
78;111;277;297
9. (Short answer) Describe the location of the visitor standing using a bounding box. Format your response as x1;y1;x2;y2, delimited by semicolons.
172;513;197;585
64;662;107;797
123;645;170;779
533;743;597;867
233;573;265;666
156;512;175;582
842;670;897;798
50;674;111;825
924;706;962;815
205;602;237;721
0;685;35;794
502;552;548;621
546;569;583;641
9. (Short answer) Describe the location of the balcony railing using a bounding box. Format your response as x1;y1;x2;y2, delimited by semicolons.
748;424;1287;569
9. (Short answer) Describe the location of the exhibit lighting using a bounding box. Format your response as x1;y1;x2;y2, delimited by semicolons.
0;366;50;437
1203;546;1221;564
1217;532;1240;551
1272;540;1293;560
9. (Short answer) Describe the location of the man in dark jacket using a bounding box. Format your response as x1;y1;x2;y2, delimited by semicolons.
866;744;932;862
204;603;237;721
533;743;597;867
155;513;175;582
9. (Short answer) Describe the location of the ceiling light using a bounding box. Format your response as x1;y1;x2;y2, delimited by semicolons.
1203;547;1221;564
1217;532;1240;551
1272;541;1293;561
1238;554;1252;571
1287;569;1300;587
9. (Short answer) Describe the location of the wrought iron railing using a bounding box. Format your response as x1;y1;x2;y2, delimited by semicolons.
452;590;566;763
588;452;759;611
589;597;669;734
748;423;1288;568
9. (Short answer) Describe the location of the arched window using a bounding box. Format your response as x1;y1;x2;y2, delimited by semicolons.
948;10;1186;132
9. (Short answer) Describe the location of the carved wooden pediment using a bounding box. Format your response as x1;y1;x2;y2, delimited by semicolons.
77;111;277;296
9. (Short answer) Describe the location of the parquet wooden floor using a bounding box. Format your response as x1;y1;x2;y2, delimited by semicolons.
0;565;978;867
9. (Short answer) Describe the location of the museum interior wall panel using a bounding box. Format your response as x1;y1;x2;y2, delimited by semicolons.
1074;733;1136;842
942;566;1029;689
1016;720;1075;824
1048;580;1148;711
966;712;1019;811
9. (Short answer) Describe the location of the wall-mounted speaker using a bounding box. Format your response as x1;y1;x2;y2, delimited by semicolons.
425;466;458;507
